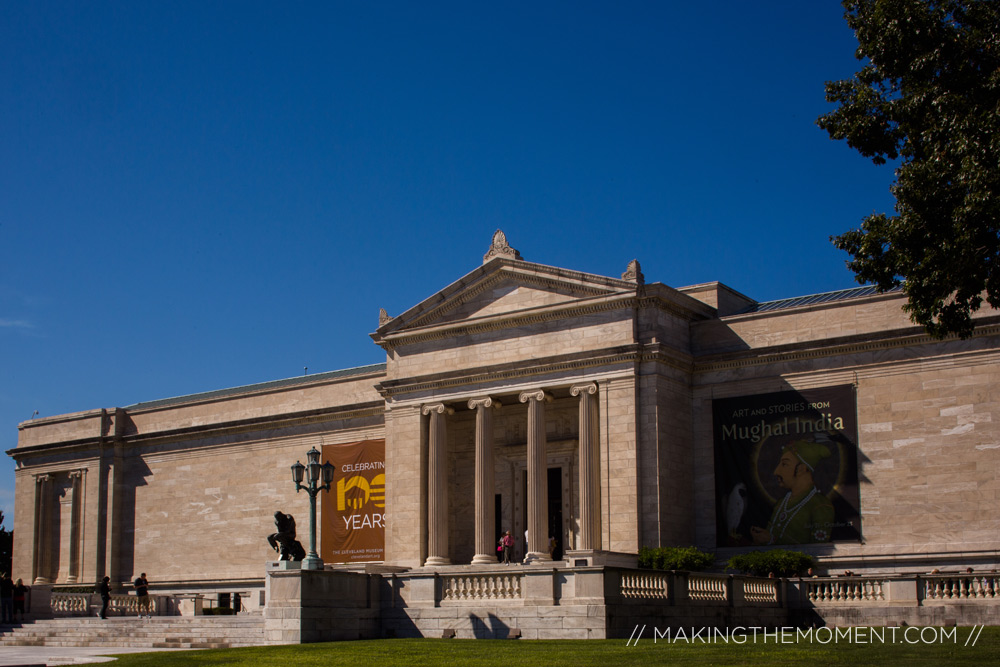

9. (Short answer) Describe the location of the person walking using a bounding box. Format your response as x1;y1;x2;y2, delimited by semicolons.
98;576;111;620
134;572;151;619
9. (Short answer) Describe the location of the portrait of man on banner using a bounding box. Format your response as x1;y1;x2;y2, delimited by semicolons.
712;386;862;547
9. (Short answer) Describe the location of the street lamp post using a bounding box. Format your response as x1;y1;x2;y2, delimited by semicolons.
291;447;336;570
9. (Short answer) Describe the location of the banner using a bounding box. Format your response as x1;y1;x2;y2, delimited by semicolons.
712;386;861;547
321;439;385;563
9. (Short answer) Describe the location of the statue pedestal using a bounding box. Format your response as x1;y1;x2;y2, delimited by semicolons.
268;560;304;571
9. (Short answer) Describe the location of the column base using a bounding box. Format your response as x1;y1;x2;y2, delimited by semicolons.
523;551;552;565
471;553;498;565
424;556;452;567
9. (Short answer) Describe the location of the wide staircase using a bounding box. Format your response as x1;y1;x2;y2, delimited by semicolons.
0;616;267;650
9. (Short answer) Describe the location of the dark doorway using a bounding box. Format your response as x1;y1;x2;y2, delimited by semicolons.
548;467;563;560
495;493;503;562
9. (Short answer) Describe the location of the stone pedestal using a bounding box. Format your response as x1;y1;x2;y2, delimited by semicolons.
264;562;381;643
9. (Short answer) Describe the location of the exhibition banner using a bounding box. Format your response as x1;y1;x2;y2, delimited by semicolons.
321;439;386;563
712;386;861;547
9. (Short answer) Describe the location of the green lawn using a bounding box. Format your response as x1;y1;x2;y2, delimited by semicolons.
108;627;1000;666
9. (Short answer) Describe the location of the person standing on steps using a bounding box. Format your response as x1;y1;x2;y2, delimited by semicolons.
98;577;111;620
134;572;151;619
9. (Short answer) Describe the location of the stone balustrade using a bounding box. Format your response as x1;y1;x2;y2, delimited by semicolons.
619;572;669;599
806;577;886;603
687;574;729;602
923;574;999;601
440;573;522;602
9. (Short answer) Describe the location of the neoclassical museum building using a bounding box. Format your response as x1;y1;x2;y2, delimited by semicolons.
8;231;1000;637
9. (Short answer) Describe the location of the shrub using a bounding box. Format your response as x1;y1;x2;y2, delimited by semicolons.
638;546;714;572
726;549;814;577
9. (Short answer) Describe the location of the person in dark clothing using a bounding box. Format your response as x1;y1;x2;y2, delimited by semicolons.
98;577;112;620
0;574;13;624
134;573;151;618
12;579;28;621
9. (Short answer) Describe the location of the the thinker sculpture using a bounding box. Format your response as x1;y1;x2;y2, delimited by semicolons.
267;511;306;561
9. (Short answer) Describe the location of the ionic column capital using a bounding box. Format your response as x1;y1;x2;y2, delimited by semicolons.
68;469;87;480
34;474;52;484
468;396;501;410
519;390;552;404
421;403;454;416
571;382;598;397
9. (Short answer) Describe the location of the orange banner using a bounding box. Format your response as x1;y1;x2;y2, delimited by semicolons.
321;439;385;563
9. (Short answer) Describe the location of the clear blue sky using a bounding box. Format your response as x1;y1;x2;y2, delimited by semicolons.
0;2;897;523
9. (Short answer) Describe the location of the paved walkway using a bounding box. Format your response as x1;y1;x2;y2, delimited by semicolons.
0;645;194;666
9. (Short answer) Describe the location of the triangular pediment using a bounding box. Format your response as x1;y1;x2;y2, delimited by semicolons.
373;258;639;343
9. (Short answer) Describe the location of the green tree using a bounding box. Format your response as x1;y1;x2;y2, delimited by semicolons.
0;510;11;575
818;0;1000;338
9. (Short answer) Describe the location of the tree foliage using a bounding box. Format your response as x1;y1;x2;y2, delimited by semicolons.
0;510;11;576
819;0;1000;338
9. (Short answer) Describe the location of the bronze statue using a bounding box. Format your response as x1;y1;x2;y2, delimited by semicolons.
267;511;306;561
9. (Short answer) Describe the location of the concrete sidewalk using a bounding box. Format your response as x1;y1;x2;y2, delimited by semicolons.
0;645;196;666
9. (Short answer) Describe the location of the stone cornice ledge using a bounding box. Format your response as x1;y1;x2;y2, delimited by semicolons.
376;346;647;399
695;322;1000;373
7;402;386;459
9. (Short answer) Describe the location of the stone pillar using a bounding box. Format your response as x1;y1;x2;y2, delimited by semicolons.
67;470;86;583
32;474;52;584
521;390;552;564
572;382;601;551
469;397;500;565
423;403;454;566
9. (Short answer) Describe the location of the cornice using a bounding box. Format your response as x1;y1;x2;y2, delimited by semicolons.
376;344;695;399
375;290;711;351
7;402;385;460
376;347;643;399
375;292;638;350
694;323;1000;374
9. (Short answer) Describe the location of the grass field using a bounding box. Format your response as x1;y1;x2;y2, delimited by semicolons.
106;626;1000;666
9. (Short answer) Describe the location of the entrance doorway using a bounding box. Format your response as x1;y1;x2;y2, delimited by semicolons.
548;467;563;560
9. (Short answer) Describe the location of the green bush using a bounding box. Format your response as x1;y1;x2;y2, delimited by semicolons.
638;546;715;572
726;549;814;577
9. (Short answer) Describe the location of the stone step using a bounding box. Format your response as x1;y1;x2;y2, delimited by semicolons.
0;617;267;649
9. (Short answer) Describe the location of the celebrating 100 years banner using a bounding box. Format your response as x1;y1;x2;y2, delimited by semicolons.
320;439;385;563
712;386;861;547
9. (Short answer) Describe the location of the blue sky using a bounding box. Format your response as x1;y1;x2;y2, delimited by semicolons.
0;2;897;524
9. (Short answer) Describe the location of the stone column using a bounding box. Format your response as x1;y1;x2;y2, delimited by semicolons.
67;469;86;583
33;474;52;584
423;403;454;566
572;383;601;551
521;389;552;563
469;397;501;565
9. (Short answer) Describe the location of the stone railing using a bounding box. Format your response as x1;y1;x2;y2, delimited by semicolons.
50;592;161;617
50;592;93;615
611;571;780;607
687;574;728;602
743;578;780;603
806;577;886;603
620;572;669;599
922;574;999;601
440;573;522;602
